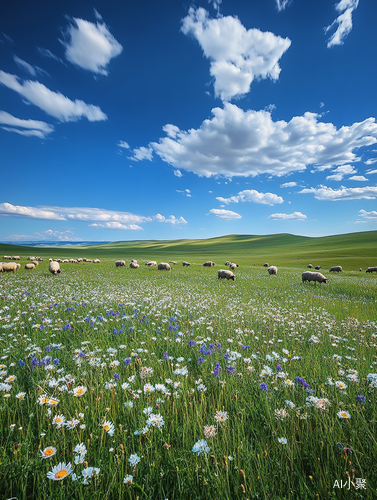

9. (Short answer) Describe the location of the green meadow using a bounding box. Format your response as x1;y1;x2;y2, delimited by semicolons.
0;231;376;499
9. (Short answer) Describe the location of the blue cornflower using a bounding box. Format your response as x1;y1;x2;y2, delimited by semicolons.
198;357;204;366
19;359;25;367
113;373;120;381
356;395;366;404
260;383;268;391
276;364;283;372
123;358;131;366
226;365;234;374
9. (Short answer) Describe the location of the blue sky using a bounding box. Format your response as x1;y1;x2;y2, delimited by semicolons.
1;0;376;242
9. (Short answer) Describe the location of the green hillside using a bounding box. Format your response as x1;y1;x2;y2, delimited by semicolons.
1;230;376;270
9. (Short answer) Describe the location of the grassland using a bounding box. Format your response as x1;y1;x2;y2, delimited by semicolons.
0;232;376;499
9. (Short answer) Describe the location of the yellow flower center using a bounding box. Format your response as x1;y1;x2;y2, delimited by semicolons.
55;470;68;479
45;448;54;456
55;418;61;423
41;398;49;404
104;425;110;431
49;399;58;406
77;389;83;395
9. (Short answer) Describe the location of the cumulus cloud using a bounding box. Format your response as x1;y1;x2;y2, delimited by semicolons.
174;169;183;177
325;164;357;181
61;17;123;74
208;208;242;220
0;70;107;122
176;189;191;197
276;0;291;12
151;103;377;178
365;158;377;165
89;222;143;230
0;203;186;227
366;169;377;175
130;146;153;162
117;140;130;149
280;181;297;188
5;229;81;241
268;211;307;221
216;189;283;206
0;110;54;139
299;185;377;201
357;209;377;223
348;175;368;181
181;7;291;101
325;0;359;48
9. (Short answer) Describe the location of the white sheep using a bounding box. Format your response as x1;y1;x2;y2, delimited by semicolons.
1;262;19;273
49;262;61;275
25;263;35;270
182;261;190;267
263;263;269;267
218;269;235;281
115;260;126;267
268;266;278;275
366;267;377;273
129;262;140;269
158;262;171;271
145;261;157;267
203;261;216;267
329;266;343;273
302;271;328;284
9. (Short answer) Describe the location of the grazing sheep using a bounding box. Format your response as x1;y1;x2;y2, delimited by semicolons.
315;266;322;270
359;268;362;272
182;261;191;267
129;262;140;269
308;264;313;269
170;261;178;265
302;271;328;284
263;263;269;267
218;269;235;281
1;262;19;273
229;263;237;270
37;257;43;261
268;266;278;276
49;262;61;275
27;256;35;261
203;261;215;267
93;259;101;263
130;259;138;264
366;267;377;273
158;262;171;271
329;266;343;273
224;261;231;266
115;260;126;267
31;260;39;266
13;256;21;261
25;263;35;270
145;261;157;267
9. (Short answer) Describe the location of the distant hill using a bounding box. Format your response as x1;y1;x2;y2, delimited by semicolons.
1;241;110;247
0;231;376;270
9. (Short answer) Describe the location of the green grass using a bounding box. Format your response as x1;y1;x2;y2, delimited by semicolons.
1;230;376;270
0;236;376;499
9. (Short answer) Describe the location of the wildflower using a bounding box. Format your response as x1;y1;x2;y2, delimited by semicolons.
47;462;73;481
40;446;57;459
335;381;347;391
198;357;204;366
278;437;287;445
275;408;289;420
73;443;87;455
15;392;26;400
102;421;115;436
4;375;16;383
260;383;268;391
356;395;366;404
285;400;295;409
203;425;217;438
146;413;165;428
214;410;229;423
128;453;141;467
74;453;86;465
124;401;134;408
143;383;155;394
336;442;344;449
192;439;210;456
337;410;351;419
52;415;66;428
124;474;133;484
65;418;80;429
113;373;120;381
73;386;87;397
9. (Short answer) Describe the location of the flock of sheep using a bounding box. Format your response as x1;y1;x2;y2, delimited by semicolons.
1;255;376;285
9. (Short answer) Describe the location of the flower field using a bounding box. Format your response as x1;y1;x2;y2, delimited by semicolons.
0;260;376;499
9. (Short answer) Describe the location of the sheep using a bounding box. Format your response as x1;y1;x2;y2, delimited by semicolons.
129;262;139;269
170;261;178;265
268;266;278;276
37;257;43;262
31;260;39;266
329;266;343;273
263;263;269;267
93;259;100;263
218;269;235;281
302;271;328;284
366;267;377;273
203;261;215;267
158;262;171;271
25;263;35;270
359;268;362;272
27;256;36;261
130;259;138;264
229;263;237;271
308;264;313;269
224;261;231;266
1;262;18;273
115;260;126;267
13;256;21;261
145;261;157;267
49;262;61;275
182;261;190;267
315;265;322;270
16;263;21;270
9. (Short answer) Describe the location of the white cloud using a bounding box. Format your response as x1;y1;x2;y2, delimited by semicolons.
37;47;65;65
130;146;153;162
299;185;377;201
0;70;107;122
117;140;130;149
89;222;143;231
357;209;377;223
174;169;183;177
348;175;368;181
268;211;307;221
13;56;36;76
0;110;54;139
0;202;66;220
62;17;123;75
151;103;377;178
208;208;242;220
366;169;377;175
154;214;187;225
280;181;297;188
325;164;357;181
325;0;359;48
276;0;291;12
5;229;81;241
181;7;291;101
365;158;377;165
216;189;283;206
176;189;191;197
